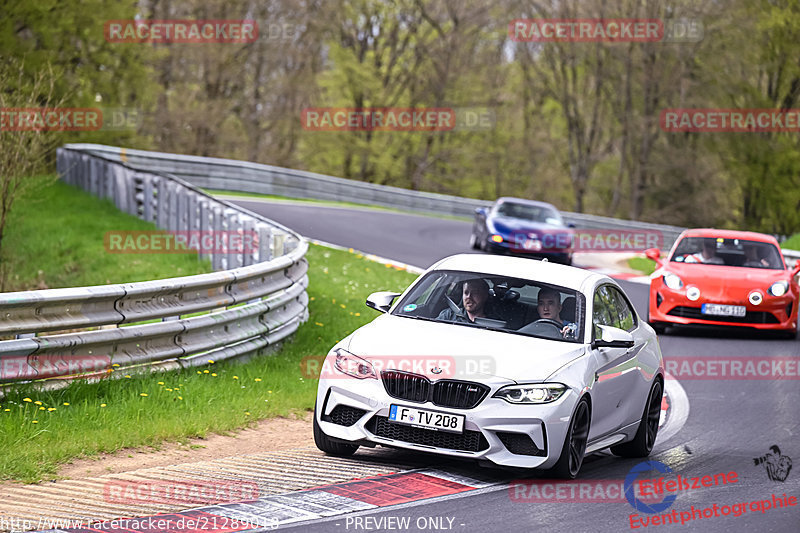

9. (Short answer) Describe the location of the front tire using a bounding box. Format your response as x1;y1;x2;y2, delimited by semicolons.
550;397;590;479
611;378;663;458
313;404;359;457
469;232;480;250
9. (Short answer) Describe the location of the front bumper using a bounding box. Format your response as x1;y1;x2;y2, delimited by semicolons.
648;282;798;332
485;238;573;264
315;376;578;469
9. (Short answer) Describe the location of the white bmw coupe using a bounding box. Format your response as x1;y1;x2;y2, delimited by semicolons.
314;254;664;478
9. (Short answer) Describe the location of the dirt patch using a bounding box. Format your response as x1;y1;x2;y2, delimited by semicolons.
55;412;314;480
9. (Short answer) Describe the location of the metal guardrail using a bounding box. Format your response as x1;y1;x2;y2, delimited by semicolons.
0;148;309;385
62;144;689;249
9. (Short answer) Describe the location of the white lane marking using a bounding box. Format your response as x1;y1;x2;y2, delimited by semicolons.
659;373;690;444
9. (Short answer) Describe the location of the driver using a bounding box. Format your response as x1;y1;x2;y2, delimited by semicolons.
686;239;724;264
536;287;577;338
437;278;492;323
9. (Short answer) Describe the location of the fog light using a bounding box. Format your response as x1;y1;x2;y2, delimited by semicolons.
686;286;700;301
748;291;763;305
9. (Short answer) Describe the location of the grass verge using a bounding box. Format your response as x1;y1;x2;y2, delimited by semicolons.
781;233;800;250
627;256;657;275
1;177;211;292
0;243;417;482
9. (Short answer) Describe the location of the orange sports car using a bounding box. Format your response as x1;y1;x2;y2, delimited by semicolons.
646;229;800;338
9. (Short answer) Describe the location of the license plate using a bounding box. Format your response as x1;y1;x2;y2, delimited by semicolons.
523;237;542;251
388;405;465;434
701;304;746;317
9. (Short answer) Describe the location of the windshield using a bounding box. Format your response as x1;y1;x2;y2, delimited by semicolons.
495;202;562;225
392;270;585;342
670;237;784;269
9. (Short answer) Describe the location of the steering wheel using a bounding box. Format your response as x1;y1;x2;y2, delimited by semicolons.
532;318;564;332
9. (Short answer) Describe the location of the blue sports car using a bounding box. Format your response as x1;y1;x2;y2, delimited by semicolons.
470;197;574;265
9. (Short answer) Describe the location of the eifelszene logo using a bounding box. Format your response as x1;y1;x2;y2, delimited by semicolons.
753;445;792;482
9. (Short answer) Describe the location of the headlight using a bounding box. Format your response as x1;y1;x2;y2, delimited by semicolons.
333;349;377;380
663;273;683;290
493;383;567;404
491;234;503;243
769;281;789;297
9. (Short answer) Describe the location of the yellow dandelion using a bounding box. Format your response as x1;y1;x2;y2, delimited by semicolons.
47;408;56;412
23;398;32;403
254;378;262;382
124;375;131;379
63;402;70;406
31;420;38;424
165;388;173;391
34;401;42;405
268;390;273;394
207;359;215;364
355;313;361;317
315;322;324;326
139;393;148;397
203;370;209;374
310;297;315;301
197;371;202;374
211;373;217;377
340;304;346;308
3;409;10;412
349;248;354;253
178;396;183;400
245;412;251;416
38;406;45;410
112;363;120;367
157;382;164;385
100;403;107;407
332;298;336;304
233;376;239;380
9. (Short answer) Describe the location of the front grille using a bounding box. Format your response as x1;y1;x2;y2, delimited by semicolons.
381;371;430;403
381;371;489;409
497;432;545;456
323;405;367;427
366;416;489;452
667;306;779;324
432;380;489;409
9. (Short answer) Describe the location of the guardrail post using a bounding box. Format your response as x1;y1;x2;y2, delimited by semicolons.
142;174;154;222
156;176;168;228
212;205;224;270
258;224;272;263
227;211;242;270
168;182;179;231
242;219;255;266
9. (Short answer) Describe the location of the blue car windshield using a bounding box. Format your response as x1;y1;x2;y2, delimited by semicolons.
496;202;562;224
392;270;585;343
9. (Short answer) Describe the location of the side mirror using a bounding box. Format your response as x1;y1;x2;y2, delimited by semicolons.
791;262;800;282
475;207;488;217
567;222;576;229
592;325;635;349
366;291;401;313
644;247;663;267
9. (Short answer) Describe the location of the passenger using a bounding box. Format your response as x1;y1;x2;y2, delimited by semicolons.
536;287;577;338
743;244;770;268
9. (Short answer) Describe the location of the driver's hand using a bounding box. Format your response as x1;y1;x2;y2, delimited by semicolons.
561;324;577;339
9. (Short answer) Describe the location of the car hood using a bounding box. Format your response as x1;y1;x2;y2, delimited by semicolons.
344;313;587;383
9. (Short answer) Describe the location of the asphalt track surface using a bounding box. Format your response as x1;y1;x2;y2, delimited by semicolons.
231;198;800;533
